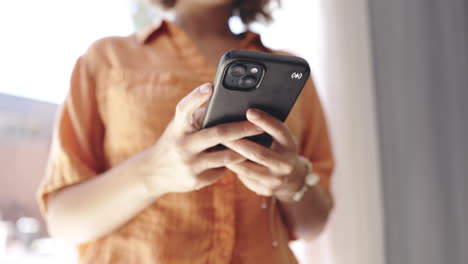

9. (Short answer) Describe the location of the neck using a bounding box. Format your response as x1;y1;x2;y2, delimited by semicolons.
174;3;235;39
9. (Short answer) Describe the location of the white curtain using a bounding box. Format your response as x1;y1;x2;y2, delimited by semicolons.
260;1;386;263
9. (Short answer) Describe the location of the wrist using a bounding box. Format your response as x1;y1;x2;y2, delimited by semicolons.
274;156;319;203
274;157;308;202
137;147;169;201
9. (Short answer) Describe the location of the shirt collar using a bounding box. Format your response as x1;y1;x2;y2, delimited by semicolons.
136;18;268;51
136;18;165;44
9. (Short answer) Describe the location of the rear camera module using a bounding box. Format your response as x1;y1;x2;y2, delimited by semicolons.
229;64;247;77
239;76;257;89
223;61;264;91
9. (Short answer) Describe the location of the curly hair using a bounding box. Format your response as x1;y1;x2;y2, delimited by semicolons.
149;0;278;24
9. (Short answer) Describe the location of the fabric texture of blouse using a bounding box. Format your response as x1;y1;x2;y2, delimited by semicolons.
37;19;334;264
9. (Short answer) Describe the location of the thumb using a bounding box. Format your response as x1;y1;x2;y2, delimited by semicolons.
174;83;212;133
192;106;207;130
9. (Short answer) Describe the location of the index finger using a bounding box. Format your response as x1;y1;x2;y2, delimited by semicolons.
183;121;264;154
246;108;296;150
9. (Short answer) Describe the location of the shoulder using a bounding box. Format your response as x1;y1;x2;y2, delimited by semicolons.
87;35;138;54
81;34;142;71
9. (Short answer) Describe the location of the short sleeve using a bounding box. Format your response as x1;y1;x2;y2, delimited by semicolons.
299;77;335;208
36;55;106;216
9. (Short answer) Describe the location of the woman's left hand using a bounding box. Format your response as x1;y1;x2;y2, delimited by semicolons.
223;109;308;201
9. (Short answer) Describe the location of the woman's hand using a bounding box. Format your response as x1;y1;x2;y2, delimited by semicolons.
145;83;265;195
46;83;265;244
224;109;308;201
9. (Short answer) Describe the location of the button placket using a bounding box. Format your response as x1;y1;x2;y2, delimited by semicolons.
210;172;236;263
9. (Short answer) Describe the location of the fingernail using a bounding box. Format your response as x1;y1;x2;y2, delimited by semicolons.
200;83;212;94
247;109;261;120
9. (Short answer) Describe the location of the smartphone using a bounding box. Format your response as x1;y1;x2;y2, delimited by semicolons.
201;50;310;148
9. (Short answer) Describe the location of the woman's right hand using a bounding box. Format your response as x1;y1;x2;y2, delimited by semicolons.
47;82;265;244
46;83;263;244
144;83;265;195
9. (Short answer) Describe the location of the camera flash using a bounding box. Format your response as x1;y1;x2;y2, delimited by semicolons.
250;67;259;74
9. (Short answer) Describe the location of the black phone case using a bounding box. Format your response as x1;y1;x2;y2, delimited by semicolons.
201;50;310;147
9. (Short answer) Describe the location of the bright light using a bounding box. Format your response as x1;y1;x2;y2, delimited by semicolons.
0;0;134;104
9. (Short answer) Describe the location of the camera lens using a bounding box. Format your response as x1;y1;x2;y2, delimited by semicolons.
239;76;257;89
229;64;246;77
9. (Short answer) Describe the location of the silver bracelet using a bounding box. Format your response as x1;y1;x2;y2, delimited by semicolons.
292;156;320;202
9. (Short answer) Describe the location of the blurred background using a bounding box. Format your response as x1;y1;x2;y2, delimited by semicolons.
0;0;466;263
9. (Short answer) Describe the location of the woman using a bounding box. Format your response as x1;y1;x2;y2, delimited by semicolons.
37;0;334;263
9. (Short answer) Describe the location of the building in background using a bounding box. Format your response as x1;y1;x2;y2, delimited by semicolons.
0;93;56;234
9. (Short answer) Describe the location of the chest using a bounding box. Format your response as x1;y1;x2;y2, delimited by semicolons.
95;56;304;167
95;61;210;164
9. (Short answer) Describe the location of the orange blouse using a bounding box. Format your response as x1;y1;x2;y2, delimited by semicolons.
37;19;334;264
